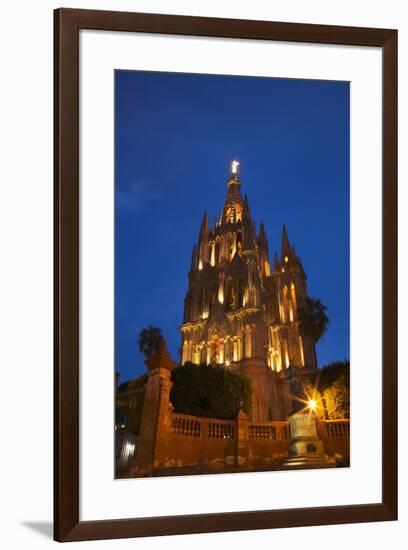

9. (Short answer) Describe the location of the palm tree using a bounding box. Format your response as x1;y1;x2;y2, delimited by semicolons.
298;297;329;344
138;326;164;357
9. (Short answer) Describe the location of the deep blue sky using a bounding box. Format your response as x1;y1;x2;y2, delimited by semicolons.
115;70;350;383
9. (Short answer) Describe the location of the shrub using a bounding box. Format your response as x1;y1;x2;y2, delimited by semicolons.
170;362;252;420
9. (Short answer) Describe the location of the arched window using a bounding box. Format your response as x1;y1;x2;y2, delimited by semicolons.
225;233;234;262
198;242;204;271
210;336;220;364
225;278;236;311
290;282;297;313
283;339;290;369
236;231;242;256
210;242;215;266
283;285;290;322
234;338;242;361
200;288;208;318
224;337;233;363
210;283;218;310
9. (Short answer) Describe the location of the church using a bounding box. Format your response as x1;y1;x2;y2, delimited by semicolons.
180;162;317;423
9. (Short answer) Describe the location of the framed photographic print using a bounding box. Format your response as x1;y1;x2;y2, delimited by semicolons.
54;8;397;542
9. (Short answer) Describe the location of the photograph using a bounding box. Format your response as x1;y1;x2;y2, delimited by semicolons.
0;1;399;546
114;70;350;478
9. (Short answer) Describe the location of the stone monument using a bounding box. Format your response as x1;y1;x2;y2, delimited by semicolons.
283;362;336;469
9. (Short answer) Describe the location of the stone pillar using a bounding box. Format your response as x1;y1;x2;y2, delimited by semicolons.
240;358;269;421
131;342;176;475
283;411;336;469
236;409;249;469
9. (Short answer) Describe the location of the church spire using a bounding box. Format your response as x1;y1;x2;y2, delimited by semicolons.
259;221;266;240
190;244;197;271
281;224;292;261
199;212;208;239
258;221;269;257
222;160;244;223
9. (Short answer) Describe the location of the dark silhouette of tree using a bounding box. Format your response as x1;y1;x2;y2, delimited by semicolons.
170;362;252;420
298;297;329;344
138;326;164;358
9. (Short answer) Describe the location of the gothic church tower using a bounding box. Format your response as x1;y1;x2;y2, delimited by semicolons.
180;162;317;421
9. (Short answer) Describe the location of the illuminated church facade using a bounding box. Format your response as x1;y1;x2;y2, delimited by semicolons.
180;162;317;422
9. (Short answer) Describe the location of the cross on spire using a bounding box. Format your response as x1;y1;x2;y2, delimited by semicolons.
231;160;240;175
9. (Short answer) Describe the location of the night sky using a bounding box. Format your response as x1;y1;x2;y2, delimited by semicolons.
115;70;350;383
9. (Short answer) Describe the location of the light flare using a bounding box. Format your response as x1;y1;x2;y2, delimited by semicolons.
231;160;240;174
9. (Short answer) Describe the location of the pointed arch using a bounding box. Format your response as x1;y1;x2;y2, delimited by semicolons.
209;282;218;311
236;231;242;256
224;336;233;363
225;232;235;262
209;335;221;364
225;277;237;312
290;281;297;315
199;287;208;319
210;241;215;266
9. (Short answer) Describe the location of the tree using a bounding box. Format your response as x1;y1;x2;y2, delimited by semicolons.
318;360;350;390
170;362;252;420
315;360;350;419
138;326;164;358
321;377;350;419
298;297;329;344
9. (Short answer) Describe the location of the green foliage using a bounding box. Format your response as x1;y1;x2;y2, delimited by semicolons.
316;360;350;419
138;326;164;357
298;296;329;344
318;360;350;392
170;362;252;420
321;376;350;419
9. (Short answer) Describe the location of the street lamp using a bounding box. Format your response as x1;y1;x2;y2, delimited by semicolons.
308;399;317;411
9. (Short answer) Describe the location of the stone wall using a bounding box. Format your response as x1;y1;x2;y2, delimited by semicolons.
317;418;350;464
127;344;349;477
129;409;349;476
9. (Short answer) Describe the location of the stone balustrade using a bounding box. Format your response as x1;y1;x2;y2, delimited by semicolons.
207;420;235;439
322;419;350;438
248;422;290;440
169;415;348;442
172;414;201;437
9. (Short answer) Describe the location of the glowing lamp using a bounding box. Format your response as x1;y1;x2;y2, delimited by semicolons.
308;399;317;411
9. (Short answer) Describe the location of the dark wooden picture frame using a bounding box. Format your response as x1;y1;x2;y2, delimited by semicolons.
54;8;397;542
